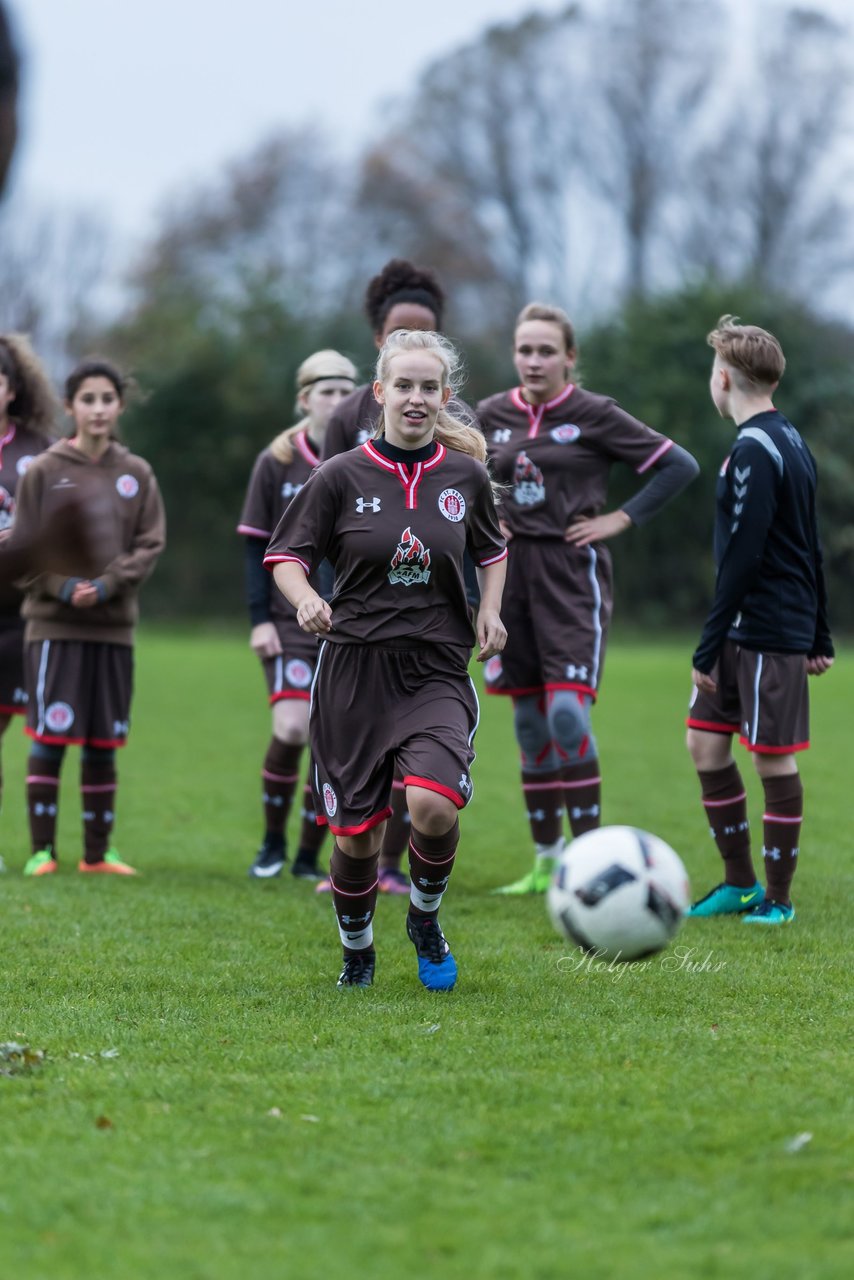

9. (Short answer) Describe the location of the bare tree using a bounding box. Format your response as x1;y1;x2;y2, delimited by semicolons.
682;5;854;302
578;0;725;301
128;127;361;323
0;197;109;375
354;7;585;334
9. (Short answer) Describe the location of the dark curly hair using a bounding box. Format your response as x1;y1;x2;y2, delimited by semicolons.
364;259;445;336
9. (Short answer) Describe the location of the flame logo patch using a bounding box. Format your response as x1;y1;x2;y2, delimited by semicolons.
388;526;432;586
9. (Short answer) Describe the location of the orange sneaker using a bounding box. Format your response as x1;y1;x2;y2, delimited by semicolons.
78;849;138;876
24;850;58;876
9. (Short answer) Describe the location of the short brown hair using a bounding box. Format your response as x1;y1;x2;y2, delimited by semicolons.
515;302;576;355
707;315;785;389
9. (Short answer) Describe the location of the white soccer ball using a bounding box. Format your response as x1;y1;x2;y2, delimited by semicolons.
547;826;690;961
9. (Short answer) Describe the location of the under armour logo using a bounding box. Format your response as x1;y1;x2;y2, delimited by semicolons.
566;663;589;681
571;804;600;820
356;496;381;513
341;912;371;926
492;428;512;443
459;773;472;795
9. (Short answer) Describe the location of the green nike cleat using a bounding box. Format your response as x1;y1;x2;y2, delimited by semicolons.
743;899;795;925
492;857;558;895
686;881;765;917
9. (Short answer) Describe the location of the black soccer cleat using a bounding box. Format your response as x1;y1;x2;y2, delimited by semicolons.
248;839;286;879
291;849;324;881
337;950;376;988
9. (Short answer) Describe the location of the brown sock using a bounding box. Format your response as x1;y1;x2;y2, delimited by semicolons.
379;777;410;873
521;769;564;847
408;819;460;918
698;762;755;887
27;753;62;856
81;760;117;863
329;844;379;954
261;738;301;841
561;759;601;837
761;773;803;906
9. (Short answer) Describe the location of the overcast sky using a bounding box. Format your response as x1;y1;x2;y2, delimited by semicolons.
10;0;570;247
7;0;851;267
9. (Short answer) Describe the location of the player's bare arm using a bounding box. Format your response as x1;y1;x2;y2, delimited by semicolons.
565;509;632;546
273;561;332;634
475;559;507;662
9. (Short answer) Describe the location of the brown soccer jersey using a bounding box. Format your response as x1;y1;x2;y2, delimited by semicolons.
479;384;674;539
238;431;322;627
264;440;506;663
14;439;165;646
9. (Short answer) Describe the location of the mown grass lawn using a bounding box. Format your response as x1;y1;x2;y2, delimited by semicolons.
1;627;850;1280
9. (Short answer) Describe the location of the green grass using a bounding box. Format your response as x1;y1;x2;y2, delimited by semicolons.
0;628;851;1280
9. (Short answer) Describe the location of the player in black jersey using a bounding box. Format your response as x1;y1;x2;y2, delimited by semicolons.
266;330;507;991
687;317;834;926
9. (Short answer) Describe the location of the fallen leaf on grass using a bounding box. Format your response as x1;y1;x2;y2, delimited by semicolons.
95;1115;113;1130
417;1023;441;1036
784;1132;813;1154
99;1049;120;1059
267;1107;283;1119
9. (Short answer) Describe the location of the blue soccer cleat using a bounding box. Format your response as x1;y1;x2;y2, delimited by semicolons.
742;899;795;926
686;881;765;917
406;914;457;991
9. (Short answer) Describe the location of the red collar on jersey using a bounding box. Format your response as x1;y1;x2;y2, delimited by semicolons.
361;438;447;511
510;383;575;439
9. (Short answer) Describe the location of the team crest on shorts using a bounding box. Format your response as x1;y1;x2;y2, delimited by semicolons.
285;658;312;688
116;474;139;498
322;783;338;817
16;455;35;476
550;423;581;444
45;701;75;733
388;527;431;586
438;488;466;522
513;452;545;507
483;655;503;683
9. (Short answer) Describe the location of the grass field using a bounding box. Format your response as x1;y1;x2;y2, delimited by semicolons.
0;627;850;1280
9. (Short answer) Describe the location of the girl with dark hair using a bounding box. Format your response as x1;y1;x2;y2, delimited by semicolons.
479;304;699;895
13;358;165;876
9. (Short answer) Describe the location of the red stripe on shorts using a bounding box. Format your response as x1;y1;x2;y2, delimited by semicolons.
403;776;467;808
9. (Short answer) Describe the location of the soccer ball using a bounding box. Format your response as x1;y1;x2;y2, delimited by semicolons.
547;826;690;961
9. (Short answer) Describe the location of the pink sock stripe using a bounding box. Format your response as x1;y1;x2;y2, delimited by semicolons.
703;792;747;807
81;784;116;793
262;770;299;783
522;781;565;791
763;813;803;824
392;780;406;792
26;775;60;786
562;776;602;790
409;842;456;866
328;877;379;897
